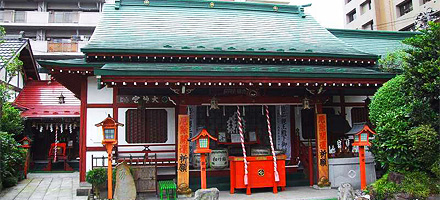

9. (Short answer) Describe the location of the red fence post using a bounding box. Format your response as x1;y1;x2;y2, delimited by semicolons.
308;139;313;186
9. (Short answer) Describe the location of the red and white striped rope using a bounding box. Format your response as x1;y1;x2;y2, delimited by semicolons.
265;105;280;182
237;106;248;185
54;125;58;162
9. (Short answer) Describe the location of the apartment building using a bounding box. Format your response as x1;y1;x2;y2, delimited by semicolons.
344;0;440;31
0;0;106;60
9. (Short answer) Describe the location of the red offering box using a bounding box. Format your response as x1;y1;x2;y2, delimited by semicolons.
229;155;286;195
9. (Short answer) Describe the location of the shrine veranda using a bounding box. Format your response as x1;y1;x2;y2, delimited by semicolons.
38;0;416;189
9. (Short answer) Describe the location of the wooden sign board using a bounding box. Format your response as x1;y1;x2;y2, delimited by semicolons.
177;115;190;188
316;114;328;180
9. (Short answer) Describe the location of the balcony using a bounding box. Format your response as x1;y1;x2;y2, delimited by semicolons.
0;10;99;27
48;42;78;53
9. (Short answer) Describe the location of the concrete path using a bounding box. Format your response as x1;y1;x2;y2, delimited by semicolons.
0;172;87;200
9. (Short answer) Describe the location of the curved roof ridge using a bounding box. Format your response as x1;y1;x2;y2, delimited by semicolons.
116;0;307;14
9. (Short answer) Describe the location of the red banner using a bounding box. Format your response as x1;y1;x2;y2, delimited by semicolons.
177;115;190;187
316;114;328;180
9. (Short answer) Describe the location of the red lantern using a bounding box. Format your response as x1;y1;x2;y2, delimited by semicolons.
95;114;123;145
19;136;32;148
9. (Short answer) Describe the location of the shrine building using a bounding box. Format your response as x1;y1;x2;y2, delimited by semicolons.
38;0;416;191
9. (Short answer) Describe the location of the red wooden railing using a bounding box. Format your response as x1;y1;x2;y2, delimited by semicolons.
295;133;314;186
91;143;177;169
115;143;177;166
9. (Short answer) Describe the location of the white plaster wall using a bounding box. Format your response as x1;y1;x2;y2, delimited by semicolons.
345;96;370;103
87;76;113;104
86;108;113;147
86;151;107;172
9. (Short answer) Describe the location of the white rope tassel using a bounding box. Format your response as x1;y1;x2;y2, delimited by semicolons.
265;105;280;182
237;106;248;185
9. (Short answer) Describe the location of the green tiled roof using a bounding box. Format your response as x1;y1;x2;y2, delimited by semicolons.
83;0;377;59
37;59;103;68
94;63;394;79
328;29;418;56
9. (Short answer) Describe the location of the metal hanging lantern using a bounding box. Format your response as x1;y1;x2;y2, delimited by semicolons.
302;97;310;110
210;96;219;110
58;93;65;104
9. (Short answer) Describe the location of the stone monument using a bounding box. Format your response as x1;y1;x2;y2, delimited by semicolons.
114;162;137;200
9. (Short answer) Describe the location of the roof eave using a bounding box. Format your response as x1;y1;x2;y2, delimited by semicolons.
81;48;379;60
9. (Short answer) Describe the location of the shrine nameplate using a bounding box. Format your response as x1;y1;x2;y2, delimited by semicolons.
117;95;173;106
316;114;329;181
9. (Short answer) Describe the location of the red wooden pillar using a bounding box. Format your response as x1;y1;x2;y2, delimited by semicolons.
79;78;87;182
308;140;313;186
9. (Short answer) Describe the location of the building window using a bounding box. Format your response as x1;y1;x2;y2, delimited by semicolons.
125;109;168;143
347;9;357;23
362;20;374;30
360;0;372;15
346;0;352;4
397;0;413;17
421;0;431;5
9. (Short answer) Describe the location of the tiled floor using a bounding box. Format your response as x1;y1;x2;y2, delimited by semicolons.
0;172;87;200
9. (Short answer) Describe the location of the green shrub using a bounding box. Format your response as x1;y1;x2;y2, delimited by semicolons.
370;172;440;199
370;174;399;200
0;132;26;188
86;168;107;187
431;159;440;179
401;171;439;199
2;176;18;188
369;76;411;170
406;125;440;170
369;76;440;172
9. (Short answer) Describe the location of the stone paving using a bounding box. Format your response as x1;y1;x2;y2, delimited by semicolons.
218;186;338;200
0;172;87;200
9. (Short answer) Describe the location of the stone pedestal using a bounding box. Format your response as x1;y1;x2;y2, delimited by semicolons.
329;157;376;189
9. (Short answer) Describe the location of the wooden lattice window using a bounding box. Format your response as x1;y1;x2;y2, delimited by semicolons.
351;107;368;123
126;109;168;143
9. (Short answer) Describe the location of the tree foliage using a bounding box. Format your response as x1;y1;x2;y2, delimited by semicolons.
369;22;440;173
402;22;440;129
0;132;26;188
378;50;408;73
0;102;23;134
